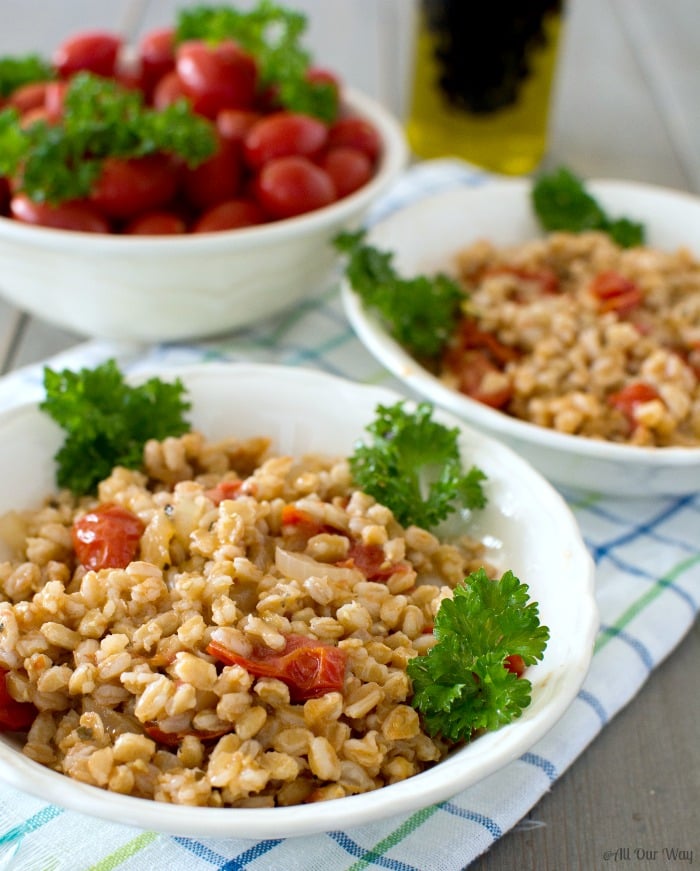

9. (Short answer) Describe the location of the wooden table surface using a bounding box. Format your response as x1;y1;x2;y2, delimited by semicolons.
1;2;698;869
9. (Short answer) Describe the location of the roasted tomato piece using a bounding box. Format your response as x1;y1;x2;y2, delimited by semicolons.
72;503;144;571
590;270;643;316
608;382;661;429
504;654;526;677
338;541;410;582
442;320;517;409
0;669;37;731
207;634;347;702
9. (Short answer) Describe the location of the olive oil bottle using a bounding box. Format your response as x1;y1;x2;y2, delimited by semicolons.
406;0;565;175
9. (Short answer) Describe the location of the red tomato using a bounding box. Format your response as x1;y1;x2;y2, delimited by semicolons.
182;133;241;211
151;69;188;110
207;634;347;702
138;26;176;95
608;382;661;429
341;541;410;581
216;108;261;147
192;198;267;233
203;479;244;505
10;194;110;232
243;112;329;170
89;154;179;219
19;106;54;129
254;155;336;219
327;116;381;163
143;722;233;747
176;39;258;118
590;271;643;316
72;503;144;571
305;66;341;105
53;31;122;78
319;146;373;197
7;81;49;114
444;348;513;409
0;177;9;214
0;669;36;731
44;80;69;121
123;210;186;235
483;264;560;296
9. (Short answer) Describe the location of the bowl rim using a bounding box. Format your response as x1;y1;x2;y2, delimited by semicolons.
0;361;597;839
341;178;700;469
0;87;409;252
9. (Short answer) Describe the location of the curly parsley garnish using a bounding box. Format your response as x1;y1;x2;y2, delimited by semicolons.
335;229;465;361
40;359;192;496
349;401;487;530
0;73;217;204
176;1;338;122
532;166;645;248
408;568;549;741
0;54;54;98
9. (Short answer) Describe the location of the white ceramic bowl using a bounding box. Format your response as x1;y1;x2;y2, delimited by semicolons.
342;178;700;497
0;362;596;838
0;88;408;343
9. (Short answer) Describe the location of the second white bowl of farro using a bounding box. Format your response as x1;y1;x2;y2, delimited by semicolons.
340;174;700;497
0;361;596;838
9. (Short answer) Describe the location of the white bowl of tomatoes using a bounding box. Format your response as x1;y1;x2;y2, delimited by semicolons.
0;6;408;342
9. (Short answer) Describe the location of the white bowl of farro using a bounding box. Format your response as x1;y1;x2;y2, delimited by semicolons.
341;177;700;497
0;362;596;837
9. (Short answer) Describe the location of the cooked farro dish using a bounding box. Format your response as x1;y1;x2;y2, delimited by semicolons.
443;230;700;447
0;410;546;809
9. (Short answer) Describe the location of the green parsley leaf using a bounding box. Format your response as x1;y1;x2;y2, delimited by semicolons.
176;1;338;122
532;166;645;247
40;359;192;496
408;568;550;742
0;54;54;98
335;229;465;361
0;73;217;204
349;401;487;530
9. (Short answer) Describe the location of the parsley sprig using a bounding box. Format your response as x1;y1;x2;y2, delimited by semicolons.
40;359;192;496
408;568;550;741
349;401;487;530
0;73;217;204
0;54;54;98
532;166;645;248
176;1;338;121
335;229;465;361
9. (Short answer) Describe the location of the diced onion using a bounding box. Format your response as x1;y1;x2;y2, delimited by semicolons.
274;546;361;584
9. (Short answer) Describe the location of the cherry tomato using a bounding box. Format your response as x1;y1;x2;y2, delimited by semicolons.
72;503;144;571
0;177;9;215
182;133;241;211
123;210;186;235
53;31;122;79
7;81;49;114
89;154;179;219
254;155;336;219
10;194;110;232
328;116;381;163
590;270;643;316
138;26;176;96
319;146;373;197
176;39;258;118
192;198;267;233
151;69;188;110
608;382;661;430
207;634;347;702
44;80;69;121
243;112;329;170
216;108;261;148
0;668;36;731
